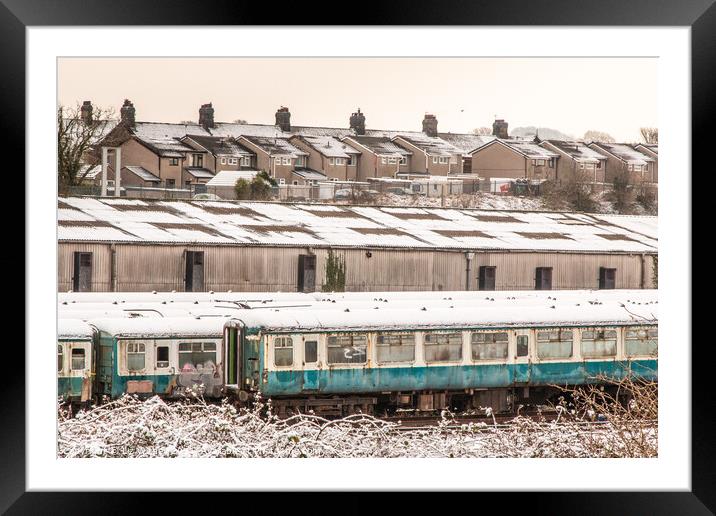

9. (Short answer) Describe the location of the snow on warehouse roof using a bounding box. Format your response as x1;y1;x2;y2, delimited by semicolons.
57;198;657;252
58;319;95;339
206;170;260;186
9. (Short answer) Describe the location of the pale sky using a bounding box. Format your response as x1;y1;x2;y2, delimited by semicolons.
58;57;657;142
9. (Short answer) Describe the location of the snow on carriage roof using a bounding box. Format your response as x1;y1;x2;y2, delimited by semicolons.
86;317;229;337
57;198;658;252
58;319;95;339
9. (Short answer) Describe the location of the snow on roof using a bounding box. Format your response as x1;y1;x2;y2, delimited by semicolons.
543;140;606;163
591;143;653;165
206;170;260;187
57;197;658;253
500;140;559;159
58;319;95;340
293;168;328;180
439;133;496;155
129;122;208;156
393;134;463;157
344;136;412;157
184;167;215;179
240;136;308;157
124;166;161;182
184;135;254;157
298;135;360;158
87;317;228;338
79;164;102;180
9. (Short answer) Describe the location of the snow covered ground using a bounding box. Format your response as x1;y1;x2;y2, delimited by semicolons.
57;395;657;458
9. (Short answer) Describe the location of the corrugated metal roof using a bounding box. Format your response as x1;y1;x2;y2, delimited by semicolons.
57;197;658;253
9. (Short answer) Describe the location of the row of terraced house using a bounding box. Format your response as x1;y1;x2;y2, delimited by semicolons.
78;100;658;196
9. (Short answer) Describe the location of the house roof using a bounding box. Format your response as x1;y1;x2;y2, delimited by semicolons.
124;166;161;183
239;136;308;157
292;168;328;180
183;135;254;157
471;139;559;159
129;122;207;157
343;136;412;157
296;135;360;158
184;167;215;179
542;140;605;163
590;143;653;165
79;164;102;180
438;133;497;155
205;170;260;187
634;143;658;155
392;134;463;157
57;197;658;254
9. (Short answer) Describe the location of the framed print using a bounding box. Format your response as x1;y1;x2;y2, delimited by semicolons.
3;0;708;511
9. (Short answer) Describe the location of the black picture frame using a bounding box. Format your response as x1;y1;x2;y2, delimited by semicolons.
3;0;705;512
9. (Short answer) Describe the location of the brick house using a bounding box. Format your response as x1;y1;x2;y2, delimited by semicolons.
236;136;309;184
587;142;657;184
288;135;360;181
468;139;559;181
341;136;412;181
539;140;608;183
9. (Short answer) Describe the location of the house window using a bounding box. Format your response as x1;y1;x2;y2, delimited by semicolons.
329;158;335;166
596;161;602;169
192;154;204;168
229;157;238;165
381;156;388;165
471;332;509;361
282;157;291;165
170;157;179;166
166;179;175;189
126;342;146;371
478;266;496;291
536;329;573;359
178;342;217;372
335;158;345;166
279;178;286;185
274;336;293;367
376;333;415;363
534;159;545;166
327;334;367;364
535;267;553;290
57;345;63;373
292;180;299;186
241;156;252;167
156;346;169;368
220;157;227;165
625;328;658;357
581;329;617;358
349;155;357;166
439;156;449;164
423;332;462;362
399;156;407;165
71;348;86;370
548;158;555;168
599;267;616;289
388;157;397;164
432;156;438;164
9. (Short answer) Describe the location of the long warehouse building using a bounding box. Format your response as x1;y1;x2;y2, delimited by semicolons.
58;197;658;293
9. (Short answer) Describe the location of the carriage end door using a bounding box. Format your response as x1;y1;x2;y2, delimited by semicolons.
513;329;532;384
302;334;320;391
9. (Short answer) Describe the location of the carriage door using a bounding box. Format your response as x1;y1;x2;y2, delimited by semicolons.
224;324;241;391
302;334;320;391
513;329;532;384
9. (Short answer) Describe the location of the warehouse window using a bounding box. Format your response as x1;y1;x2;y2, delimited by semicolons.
478;266;496;291
274;336;294;367
581;329;617;358
471;332;509;360
625;328;658;357
599;267;616;289
536;329;573;359
126;342;146;371
376;332;415;363
535;267;553;290
178;342;217;372
57;345;63;373
424;332;462;362
71;348;86;370
327;334;367;364
156;346;169;368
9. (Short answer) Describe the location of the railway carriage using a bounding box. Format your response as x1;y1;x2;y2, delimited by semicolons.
57;319;96;402
223;299;658;416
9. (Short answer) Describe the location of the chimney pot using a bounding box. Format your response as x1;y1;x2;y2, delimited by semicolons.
422;113;438;137
349;108;366;135
275;106;291;132
120;99;136;128
80;100;93;125
199;102;215;130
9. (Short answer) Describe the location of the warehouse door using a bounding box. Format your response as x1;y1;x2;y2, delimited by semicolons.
478;266;496;290
185;251;205;292
599;267;616;289
535;267;553;290
297;254;316;292
73;252;93;292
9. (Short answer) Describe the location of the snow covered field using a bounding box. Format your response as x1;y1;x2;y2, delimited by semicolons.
57;395;657;458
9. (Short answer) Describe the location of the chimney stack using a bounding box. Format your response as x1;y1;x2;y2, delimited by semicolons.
80;101;93;125
275;106;291;132
349;108;366;135
120;99;136;127
199;102;215;130
422;114;438;137
492;119;509;139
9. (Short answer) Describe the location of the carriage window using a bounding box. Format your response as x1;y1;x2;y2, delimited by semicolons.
71;348;85;371
156;346;169;368
424;332;462;362
274;336;294;366
471;332;509;360
516;335;529;357
127;342;146;371
304;340;318;363
581;329;617;358
536;329;573;359
327;334;367;364
625;328;658;357
178;342;217;372
377;333;415;363
57;345;63;372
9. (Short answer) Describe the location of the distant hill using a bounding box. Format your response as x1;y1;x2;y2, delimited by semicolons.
509;126;573;140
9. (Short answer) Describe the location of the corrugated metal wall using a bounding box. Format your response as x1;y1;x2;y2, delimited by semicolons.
58;243;657;292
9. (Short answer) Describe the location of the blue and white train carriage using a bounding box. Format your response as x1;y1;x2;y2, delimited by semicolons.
223;298;658;415
58;319;96;402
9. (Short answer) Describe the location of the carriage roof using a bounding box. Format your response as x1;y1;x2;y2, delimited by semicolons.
87;317;228;338
57;319;95;340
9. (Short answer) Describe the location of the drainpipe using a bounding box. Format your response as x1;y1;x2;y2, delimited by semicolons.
465;252;474;291
110;243;118;292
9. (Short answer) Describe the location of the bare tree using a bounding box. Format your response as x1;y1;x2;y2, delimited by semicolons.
233;119;248;124
639;127;658;144
472;127;492;136
583;130;616;143
57;103;115;194
542;165;599;212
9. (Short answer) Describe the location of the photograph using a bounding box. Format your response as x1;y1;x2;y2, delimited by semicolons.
55;56;660;460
